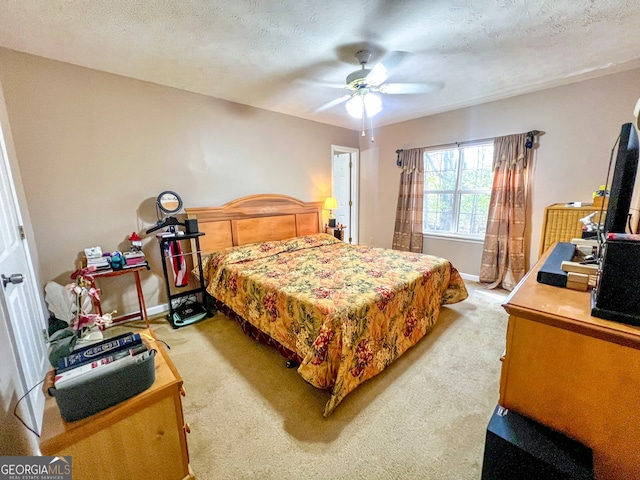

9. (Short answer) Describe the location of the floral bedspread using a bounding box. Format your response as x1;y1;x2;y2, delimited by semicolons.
201;233;468;416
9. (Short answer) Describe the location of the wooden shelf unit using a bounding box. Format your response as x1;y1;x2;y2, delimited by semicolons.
40;329;194;480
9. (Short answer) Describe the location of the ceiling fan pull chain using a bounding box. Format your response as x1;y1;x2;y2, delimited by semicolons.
370;116;375;143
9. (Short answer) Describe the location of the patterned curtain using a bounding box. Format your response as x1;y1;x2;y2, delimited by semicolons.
392;148;424;252
479;134;532;291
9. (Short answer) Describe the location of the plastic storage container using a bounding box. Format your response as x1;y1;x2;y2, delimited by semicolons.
51;349;156;422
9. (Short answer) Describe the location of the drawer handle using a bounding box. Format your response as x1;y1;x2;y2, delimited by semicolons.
499;355;505;362
184;423;191;434
180;385;186;396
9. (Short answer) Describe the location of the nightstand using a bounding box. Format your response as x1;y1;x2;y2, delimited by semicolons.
325;226;345;241
40;329;194;480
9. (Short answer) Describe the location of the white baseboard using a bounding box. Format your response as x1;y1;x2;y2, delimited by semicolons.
460;273;480;282
146;303;169;317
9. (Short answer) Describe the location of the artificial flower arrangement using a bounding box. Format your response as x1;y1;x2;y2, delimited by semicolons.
46;266;118;367
66;266;115;336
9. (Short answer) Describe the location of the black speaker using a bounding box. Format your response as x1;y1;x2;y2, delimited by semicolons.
185;218;199;234
591;238;640;325
482;406;593;480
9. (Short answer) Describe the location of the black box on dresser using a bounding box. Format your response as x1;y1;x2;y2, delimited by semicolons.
482;405;593;480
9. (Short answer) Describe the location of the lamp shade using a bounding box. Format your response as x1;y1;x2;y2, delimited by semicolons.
323;197;338;211
345;92;382;119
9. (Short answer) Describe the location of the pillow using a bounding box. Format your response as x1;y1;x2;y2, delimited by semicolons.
202;233;341;280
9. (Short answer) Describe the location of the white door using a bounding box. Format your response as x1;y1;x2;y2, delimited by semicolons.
0;112;48;434
331;146;359;244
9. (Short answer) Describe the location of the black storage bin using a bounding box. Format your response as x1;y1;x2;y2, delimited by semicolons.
482;405;593;480
51;350;156;422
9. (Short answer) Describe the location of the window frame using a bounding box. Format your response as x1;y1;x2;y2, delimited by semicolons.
422;140;494;241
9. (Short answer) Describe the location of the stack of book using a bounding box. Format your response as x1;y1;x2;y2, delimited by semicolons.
85;254;111;271
122;251;147;268
53;332;149;390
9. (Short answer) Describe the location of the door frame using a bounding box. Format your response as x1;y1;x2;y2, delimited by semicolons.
331;145;359;244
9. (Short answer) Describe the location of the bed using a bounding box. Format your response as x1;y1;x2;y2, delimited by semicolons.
186;194;468;416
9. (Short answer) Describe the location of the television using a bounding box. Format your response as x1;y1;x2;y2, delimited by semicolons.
602;122;640;236
591;123;640;325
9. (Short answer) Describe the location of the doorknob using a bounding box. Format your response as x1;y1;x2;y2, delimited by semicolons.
2;273;24;288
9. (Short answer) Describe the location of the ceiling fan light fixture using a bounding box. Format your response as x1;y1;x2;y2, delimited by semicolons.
345;92;382;119
344;96;361;118
365;93;383;117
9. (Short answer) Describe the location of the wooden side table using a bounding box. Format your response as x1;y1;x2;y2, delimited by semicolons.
325;226;345;241
40;329;194;480
88;264;150;328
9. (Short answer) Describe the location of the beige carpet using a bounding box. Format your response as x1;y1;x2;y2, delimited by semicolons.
115;281;508;480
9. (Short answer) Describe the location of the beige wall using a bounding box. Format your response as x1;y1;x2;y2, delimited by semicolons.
0;48;358;314
361;68;640;276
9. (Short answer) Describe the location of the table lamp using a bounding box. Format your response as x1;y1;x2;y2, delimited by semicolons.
324;197;338;227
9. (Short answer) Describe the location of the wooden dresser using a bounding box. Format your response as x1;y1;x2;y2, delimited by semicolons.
539;203;605;256
40;329;194;480
499;247;640;479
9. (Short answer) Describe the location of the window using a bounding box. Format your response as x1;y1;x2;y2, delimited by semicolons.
423;142;493;237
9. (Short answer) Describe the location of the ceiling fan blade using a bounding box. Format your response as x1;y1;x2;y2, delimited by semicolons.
365;50;411;86
379;82;444;95
313;94;351;114
379;51;411;72
366;62;388;86
323;83;351;89
293;78;346;90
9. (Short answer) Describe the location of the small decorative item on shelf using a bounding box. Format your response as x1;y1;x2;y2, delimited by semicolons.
592;184;609;209
110;251;126;270
579;212;599;234
124;232;147;267
128;232;143;252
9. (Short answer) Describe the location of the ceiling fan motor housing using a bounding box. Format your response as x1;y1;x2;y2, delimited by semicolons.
346;69;372;89
355;49;372;65
346;49;374;90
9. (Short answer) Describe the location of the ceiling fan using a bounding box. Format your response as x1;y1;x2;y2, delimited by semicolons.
316;49;441;119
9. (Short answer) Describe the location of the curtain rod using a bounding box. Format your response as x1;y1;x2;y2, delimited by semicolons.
395;130;542;155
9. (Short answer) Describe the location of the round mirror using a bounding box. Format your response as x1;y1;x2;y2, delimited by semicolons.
157;191;183;215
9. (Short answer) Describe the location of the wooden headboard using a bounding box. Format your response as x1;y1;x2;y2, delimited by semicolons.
185;194;324;255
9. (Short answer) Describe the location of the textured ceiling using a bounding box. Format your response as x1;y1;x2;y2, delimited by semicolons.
1;1;640;130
